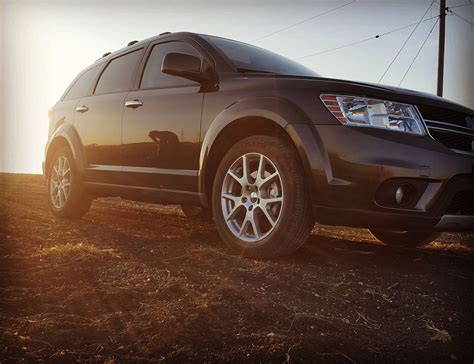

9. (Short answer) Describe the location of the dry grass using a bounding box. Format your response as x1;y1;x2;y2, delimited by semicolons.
38;242;120;259
428;241;474;253
425;321;452;343
1;174;473;362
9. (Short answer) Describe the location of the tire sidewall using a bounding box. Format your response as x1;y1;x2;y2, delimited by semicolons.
212;136;308;256
47;148;81;216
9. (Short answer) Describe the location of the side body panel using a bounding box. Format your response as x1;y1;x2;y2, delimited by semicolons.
74;92;128;183
121;86;203;191
47;99;78;140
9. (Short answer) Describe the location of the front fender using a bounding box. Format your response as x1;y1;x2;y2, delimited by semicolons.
44;123;85;177
198;96;317;201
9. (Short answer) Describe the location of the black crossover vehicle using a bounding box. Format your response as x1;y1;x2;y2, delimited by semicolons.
44;32;474;258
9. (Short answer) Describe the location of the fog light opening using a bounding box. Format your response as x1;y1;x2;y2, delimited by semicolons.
395;184;416;206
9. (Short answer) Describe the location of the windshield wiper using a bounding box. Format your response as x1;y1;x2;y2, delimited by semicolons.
236;67;277;74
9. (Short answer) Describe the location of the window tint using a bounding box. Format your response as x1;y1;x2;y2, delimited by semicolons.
95;50;143;94
63;65;101;100
140;42;202;89
204;35;320;77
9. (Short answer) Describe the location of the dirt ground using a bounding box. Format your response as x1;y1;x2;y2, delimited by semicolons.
0;173;473;363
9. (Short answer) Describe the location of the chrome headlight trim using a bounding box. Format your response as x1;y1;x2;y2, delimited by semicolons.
320;94;427;136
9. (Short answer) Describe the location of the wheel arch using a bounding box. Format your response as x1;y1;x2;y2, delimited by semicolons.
199;97;317;207
44;124;85;178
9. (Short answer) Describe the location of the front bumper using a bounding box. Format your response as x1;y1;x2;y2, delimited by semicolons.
435;215;474;230
289;123;474;231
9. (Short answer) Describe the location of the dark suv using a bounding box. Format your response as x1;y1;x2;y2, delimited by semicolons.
44;32;474;258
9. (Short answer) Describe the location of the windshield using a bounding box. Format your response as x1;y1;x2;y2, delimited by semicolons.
203;35;321;77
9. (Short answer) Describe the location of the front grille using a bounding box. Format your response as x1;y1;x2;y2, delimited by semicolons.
417;104;469;127
446;191;474;215
429;129;473;152
417;105;474;153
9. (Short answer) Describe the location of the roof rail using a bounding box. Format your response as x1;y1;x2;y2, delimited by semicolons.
95;52;111;62
127;40;139;46
159;32;172;36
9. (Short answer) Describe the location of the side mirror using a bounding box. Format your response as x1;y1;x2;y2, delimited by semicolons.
161;53;208;83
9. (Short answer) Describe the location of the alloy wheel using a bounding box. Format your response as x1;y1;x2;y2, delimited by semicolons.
49;155;71;209
221;153;284;244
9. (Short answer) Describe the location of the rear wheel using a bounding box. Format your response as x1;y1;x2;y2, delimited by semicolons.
369;229;440;248
47;147;92;218
212;135;315;258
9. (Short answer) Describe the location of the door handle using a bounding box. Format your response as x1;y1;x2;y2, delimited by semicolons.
125;100;143;109
75;105;89;113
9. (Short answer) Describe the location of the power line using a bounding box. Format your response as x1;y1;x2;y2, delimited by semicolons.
294;14;441;60
399;18;440;86
433;0;474;25
450;9;474;25
249;0;355;43
378;0;435;83
446;2;474;9
294;37;375;60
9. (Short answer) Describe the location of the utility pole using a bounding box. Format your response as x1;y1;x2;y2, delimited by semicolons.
437;0;446;97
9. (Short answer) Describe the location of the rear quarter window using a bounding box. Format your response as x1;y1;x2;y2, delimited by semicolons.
63;65;102;101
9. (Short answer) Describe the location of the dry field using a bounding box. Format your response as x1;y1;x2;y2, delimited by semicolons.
1;173;473;363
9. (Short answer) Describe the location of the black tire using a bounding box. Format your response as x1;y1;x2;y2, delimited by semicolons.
181;205;212;220
47;146;92;218
369;229;440;248
212;135;315;258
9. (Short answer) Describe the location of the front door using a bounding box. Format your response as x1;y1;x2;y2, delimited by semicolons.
121;41;204;192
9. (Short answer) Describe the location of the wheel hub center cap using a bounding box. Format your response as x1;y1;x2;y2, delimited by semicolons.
250;191;259;203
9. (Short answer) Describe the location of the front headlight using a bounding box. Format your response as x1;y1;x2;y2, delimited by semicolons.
320;94;426;135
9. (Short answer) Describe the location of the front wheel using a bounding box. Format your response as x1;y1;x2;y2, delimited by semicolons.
369;229;440;248
212;135;315;259
47;147;92;218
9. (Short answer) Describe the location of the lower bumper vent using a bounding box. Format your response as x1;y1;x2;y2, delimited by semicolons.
446;191;474;215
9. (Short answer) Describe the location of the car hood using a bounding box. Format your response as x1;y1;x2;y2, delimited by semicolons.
306;76;473;114
242;73;473;114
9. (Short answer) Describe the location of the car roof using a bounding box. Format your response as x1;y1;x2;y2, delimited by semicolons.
86;31;235;74
96;32;202;64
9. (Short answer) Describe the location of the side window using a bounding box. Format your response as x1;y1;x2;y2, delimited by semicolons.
63;65;101;100
140;42;202;89
94;50;143;95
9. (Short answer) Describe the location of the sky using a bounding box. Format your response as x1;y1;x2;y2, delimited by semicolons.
0;0;473;174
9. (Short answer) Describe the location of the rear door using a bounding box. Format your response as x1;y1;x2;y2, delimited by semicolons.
74;48;144;183
51;65;103;140
121;41;204;192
